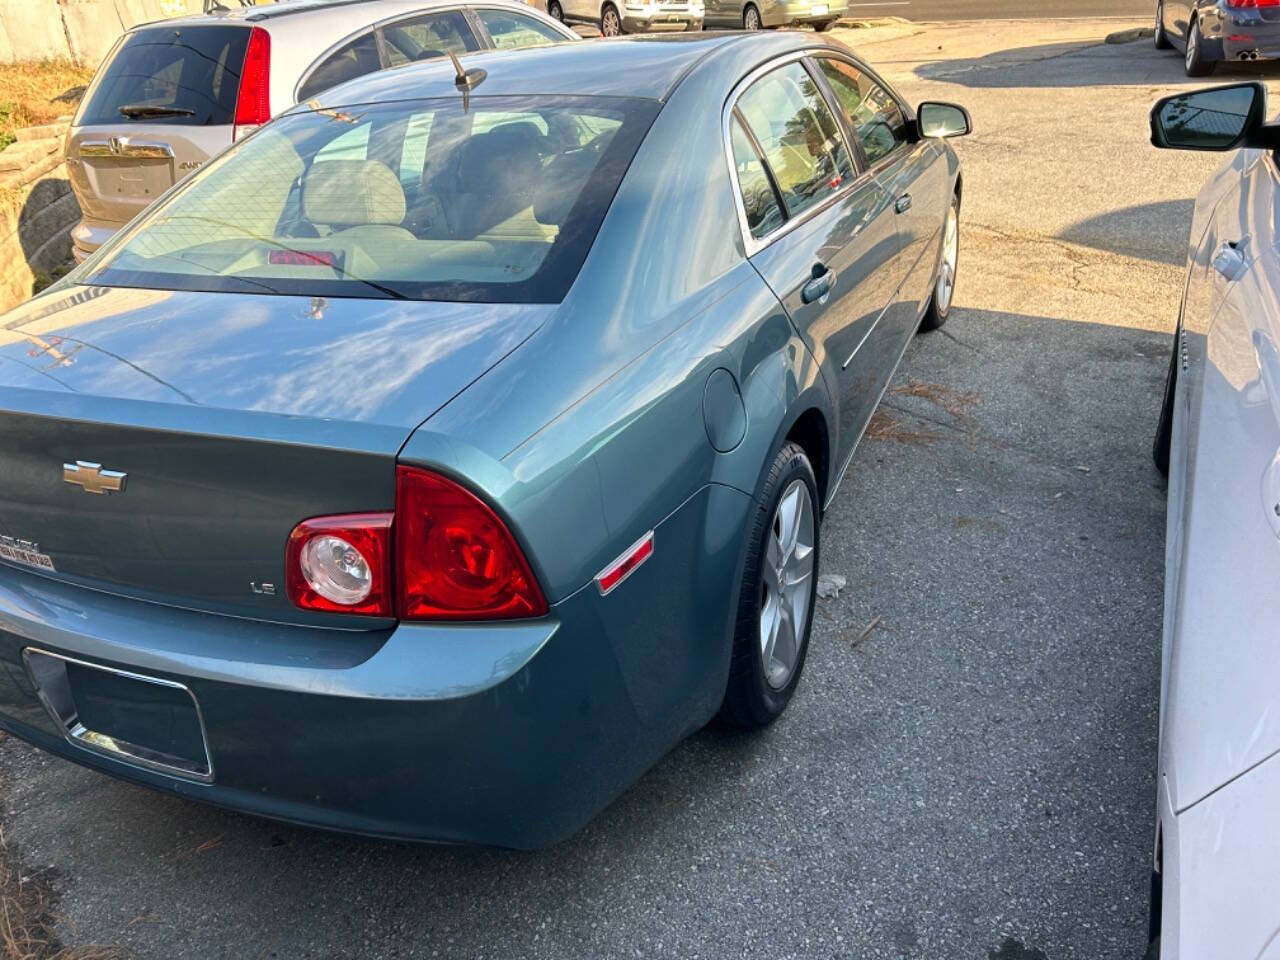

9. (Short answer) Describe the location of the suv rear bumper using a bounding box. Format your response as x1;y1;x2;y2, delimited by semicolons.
70;220;117;263
620;5;703;31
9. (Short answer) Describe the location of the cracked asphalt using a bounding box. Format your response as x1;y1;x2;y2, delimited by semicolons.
0;16;1269;960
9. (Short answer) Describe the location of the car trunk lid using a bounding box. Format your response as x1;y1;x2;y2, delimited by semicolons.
0;285;550;624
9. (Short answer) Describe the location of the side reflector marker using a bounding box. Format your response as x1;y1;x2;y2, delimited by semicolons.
595;530;654;596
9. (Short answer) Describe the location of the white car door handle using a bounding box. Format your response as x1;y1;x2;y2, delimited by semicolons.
1213;240;1249;282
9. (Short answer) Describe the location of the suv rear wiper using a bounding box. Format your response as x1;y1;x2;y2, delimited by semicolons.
118;104;196;119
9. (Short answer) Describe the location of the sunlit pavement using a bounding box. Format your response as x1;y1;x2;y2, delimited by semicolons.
0;17;1261;959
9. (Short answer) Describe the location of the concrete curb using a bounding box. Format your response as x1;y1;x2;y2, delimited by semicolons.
834;16;911;29
1105;26;1155;43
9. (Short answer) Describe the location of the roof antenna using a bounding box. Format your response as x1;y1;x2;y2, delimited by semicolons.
447;50;486;110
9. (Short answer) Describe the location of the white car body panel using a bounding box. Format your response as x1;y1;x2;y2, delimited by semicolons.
1158;753;1280;960
1160;145;1280;958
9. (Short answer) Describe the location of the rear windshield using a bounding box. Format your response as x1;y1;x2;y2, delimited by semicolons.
85;95;659;303
77;25;251;127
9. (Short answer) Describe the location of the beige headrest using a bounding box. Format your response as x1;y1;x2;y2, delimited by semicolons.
302;159;406;227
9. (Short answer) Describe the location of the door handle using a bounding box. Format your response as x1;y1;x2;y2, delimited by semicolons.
1213;239;1248;282
895;194;912;214
801;263;835;304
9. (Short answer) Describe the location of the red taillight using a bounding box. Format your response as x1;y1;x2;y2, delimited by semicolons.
286;513;393;616
1228;0;1280;7
395;466;547;621
286;469;546;621
233;26;271;138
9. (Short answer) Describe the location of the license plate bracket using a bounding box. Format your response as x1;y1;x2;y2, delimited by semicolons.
24;648;213;782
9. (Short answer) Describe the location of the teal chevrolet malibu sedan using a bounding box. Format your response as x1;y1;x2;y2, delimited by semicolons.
0;32;968;847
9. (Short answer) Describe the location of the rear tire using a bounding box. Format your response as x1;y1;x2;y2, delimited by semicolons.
920;191;960;332
1185;17;1214;77
743;4;762;29
719;442;819;729
1153;331;1178;477
1154;0;1172;49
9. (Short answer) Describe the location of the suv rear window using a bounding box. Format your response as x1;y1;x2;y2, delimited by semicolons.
86;95;660;304
77;25;251;127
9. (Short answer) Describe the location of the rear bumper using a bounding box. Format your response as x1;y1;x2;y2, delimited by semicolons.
621;6;703;31
1201;8;1280;61
70;220;117;263
761;0;845;26
0;482;748;848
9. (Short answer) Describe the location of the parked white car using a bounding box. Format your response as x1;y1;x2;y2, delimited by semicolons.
1148;80;1280;960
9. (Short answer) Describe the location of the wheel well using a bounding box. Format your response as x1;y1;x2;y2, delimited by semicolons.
786;409;830;507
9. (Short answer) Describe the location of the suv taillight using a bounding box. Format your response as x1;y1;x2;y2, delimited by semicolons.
285;467;547;621
233;26;271;139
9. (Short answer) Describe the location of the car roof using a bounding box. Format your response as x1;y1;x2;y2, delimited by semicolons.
301;31;823;107
150;0;516;29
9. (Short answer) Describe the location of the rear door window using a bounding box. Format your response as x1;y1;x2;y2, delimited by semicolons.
473;8;567;49
735;61;855;222
298;32;382;102
381;11;479;66
729;115;784;240
76;25;250;127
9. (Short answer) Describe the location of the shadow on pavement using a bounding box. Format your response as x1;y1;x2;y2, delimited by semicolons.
915;37;1280;88
1059;199;1195;267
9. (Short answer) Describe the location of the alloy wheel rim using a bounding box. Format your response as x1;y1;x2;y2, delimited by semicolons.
551;1;562;18
603;8;620;33
759;478;815;690
936;203;958;314
1156;0;1161;33
1187;25;1197;67
745;7;759;28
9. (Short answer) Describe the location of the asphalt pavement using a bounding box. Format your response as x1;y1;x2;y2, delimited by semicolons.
0;15;1267;960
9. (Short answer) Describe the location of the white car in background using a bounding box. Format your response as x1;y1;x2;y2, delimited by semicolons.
1148;81;1280;960
67;0;576;260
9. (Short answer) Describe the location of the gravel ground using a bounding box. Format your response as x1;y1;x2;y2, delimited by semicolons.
2;16;1270;960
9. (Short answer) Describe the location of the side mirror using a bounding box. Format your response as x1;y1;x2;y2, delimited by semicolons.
916;102;972;139
1151;82;1272;151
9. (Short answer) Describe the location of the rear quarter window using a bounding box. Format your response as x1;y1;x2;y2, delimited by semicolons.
77;25;251;127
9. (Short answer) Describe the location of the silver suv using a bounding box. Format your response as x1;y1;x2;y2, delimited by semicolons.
67;0;576;261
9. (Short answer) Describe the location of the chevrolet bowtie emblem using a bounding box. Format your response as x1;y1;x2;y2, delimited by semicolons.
63;461;126;495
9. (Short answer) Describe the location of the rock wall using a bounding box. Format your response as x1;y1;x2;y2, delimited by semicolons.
0;121;78;312
0;0;204;66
